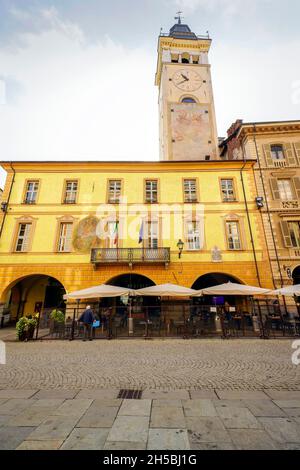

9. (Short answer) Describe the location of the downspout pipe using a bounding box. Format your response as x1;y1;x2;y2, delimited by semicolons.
240;160;262;287
0;162;15;239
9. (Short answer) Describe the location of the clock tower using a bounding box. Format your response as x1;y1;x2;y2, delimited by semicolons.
155;17;219;161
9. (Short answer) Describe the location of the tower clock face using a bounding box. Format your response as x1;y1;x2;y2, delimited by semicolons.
172;69;202;92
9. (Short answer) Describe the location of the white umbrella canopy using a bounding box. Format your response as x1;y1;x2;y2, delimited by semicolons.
64;284;135;300
136;283;197;297
270;284;300;296
194;282;271;297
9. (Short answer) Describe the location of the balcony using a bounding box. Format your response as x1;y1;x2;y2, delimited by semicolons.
273;160;287;168
91;248;170;267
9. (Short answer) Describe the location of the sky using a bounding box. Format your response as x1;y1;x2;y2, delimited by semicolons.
0;0;300;188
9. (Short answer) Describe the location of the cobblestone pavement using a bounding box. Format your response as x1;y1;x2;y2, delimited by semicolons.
0;338;300;391
0;391;300;450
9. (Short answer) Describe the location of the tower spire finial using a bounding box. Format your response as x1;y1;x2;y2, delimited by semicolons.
175;11;183;25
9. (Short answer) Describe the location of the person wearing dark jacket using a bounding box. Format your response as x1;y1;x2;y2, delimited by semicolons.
79;305;95;341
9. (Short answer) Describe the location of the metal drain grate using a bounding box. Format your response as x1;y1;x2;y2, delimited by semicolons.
118;389;143;399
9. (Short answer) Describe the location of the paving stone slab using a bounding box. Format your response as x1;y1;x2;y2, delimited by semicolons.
60;428;109;450
52;399;92;417
0;399;35;416
183;399;217;417
190;390;218;400
7;409;53;427
29;399;66;410
283;408;300;418
216;390;268;400
150;406;186;429
229;429;277;450
216;406;261;429
107;416;149;443
0;399;9;406
273;400;300;409
33;390;79;399
104;441;147;450
243;400;286;417
88;399;122;408
191;442;236;450
119;399;151;417
26;415;80;441
0;427;34;450
148;429;190;450
16;440;63;450
76;389;119;400
76;407;119;428
152;400;182;408
142;390;190;400
213;399;246;408
186;417;232;444
0;389;38;399
259;417;300;444
279;443;300;450
0;415;11;427
265;391;300;400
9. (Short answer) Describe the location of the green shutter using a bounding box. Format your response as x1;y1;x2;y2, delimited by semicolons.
270;179;280;200
285;142;298;166
263;144;273;167
280;221;293;248
293;177;300;200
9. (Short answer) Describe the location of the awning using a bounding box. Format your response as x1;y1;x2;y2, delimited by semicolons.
270;284;300;296
194;282;271;297
135;283;197;297
64;284;135;300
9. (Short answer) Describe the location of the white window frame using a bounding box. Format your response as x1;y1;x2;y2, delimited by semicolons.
226;221;241;250
271;145;285;160
24;181;39;204
186;220;201;251
16;223;32;252
221;179;235;202
64;181;78;204
288;221;300;248
108;180;122;204
184;179;197;203
58;222;73;253
145;180;158;203
145;220;158;249
278;179;294;201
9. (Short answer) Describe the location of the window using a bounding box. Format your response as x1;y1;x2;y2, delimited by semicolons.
186;221;200;250
108;180;122;204
183;179;198;203
58;222;73;252
181;97;196;103
271;145;285;160
278;179;294;201
24;181;39;204
106;221;119;248
288;222;300;248
64;181;78;204
145;180;158;203
221;179;236;202
15;223;32;252
145;221;158;249
226;221;241;250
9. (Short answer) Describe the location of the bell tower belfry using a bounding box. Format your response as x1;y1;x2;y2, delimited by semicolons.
155;15;219;161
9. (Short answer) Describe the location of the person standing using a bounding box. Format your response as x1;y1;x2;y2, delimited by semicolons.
78;305;95;341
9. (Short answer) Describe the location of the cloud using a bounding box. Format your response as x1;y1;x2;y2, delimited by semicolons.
173;0;270;15
0;8;158;189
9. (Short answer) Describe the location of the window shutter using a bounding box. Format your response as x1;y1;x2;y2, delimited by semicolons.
293;177;300;200
23;224;32;252
270;179;280;200
285;143;298;166
263;144;273;167
294;143;300;162
280;221;293;248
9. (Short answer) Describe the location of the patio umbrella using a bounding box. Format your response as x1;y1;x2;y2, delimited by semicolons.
64;284;135;300
270;284;300;296
194;282;271;296
135;283;197;297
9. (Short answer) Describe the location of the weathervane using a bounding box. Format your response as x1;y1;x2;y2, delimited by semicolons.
175;11;184;24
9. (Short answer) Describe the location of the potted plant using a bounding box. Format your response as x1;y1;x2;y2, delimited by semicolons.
50;309;65;336
16;315;38;341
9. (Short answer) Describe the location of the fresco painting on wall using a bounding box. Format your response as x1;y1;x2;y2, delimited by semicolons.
171;103;213;160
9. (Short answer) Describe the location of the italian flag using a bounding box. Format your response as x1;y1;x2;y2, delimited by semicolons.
113;222;118;246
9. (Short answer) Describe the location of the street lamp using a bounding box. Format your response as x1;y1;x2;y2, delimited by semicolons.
177;239;184;259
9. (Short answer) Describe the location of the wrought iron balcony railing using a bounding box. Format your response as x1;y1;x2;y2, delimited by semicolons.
91;248;170;267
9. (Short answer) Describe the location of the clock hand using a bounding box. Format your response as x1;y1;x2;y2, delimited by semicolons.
177;80;188;85
181;73;189;81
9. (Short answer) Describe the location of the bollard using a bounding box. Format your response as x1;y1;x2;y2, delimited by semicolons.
128;317;134;336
